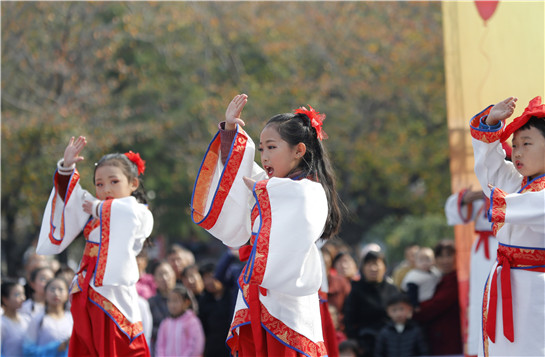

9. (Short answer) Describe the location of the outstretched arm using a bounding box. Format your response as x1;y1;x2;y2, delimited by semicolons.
225;93;248;130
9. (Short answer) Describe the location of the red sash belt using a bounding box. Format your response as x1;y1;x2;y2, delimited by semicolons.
475;231;493;260
486;245;545;343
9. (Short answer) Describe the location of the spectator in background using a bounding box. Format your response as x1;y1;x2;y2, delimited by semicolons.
322;243;352;323
198;262;232;357
148;261;177;353
181;264;204;301
136;248;157;299
167;245;195;284
374;293;428;357
20;266;54;319
400;247;441;308
333;252;360;284
413;239;463;356
213;247;244;314
343;251;399;357
339;340;359;357
392;244;419;289
1;279;30;357
155;285;204;357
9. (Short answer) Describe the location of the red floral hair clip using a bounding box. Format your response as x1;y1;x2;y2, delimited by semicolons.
125;151;146;175
294;105;328;140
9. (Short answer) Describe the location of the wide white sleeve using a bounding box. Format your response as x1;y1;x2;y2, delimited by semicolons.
504;190;545;234
191;127;266;248
100;197;154;286
36;172;92;255
258;179;328;296
472;138;522;196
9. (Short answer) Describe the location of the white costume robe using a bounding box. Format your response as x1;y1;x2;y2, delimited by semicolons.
191;126;328;356
470;106;545;357
36;166;154;342
445;192;498;356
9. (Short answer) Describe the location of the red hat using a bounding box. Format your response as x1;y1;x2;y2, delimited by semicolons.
500;96;545;142
501;141;512;160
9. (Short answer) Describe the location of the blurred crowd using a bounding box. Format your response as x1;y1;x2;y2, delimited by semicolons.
1;238;463;357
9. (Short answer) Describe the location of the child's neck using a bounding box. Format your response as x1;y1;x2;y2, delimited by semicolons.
172;310;187;319
3;308;19;320
46;304;65;318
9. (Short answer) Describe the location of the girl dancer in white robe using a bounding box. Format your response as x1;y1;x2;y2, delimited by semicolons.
191;94;342;357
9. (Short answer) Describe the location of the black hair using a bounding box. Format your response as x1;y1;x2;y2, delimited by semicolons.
360;250;387;272
518;116;545;139
386;292;413;308
43;277;69;313
434;239;456;257
170;284;198;314
181;264;200;278
265;112;342;239
94;153;148;204
338;339;359;354
1;279;21;306
331;252;354;268
199;262;216;277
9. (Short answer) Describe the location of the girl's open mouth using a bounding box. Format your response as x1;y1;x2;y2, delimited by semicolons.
265;166;274;177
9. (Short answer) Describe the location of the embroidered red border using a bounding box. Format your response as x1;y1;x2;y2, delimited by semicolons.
94;199;113;287
88;287;144;340
470;107;503;143
192;130;248;229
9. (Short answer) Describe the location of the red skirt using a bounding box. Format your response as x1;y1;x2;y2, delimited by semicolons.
233;324;305;357
68;291;150;357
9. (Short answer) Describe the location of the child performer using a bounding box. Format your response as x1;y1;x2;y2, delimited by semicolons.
155;284;205;357
469;96;545;356
445;188;498;357
191;93;342;356
36;136;154;357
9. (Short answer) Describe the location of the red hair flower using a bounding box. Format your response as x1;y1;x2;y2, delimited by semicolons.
294;105;328;140
124;151;146;175
501;96;545;142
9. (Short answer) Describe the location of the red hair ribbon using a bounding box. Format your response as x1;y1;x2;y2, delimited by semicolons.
294;105;328;140
501;96;545;142
124;151;146;175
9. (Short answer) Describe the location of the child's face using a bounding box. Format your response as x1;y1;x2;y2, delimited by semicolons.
45;279;68;308
362;259;386;283
415;250;434;271
30;268;54;298
203;273;223;294
94;165;138;200
512;126;545;180
154;263;176;293
2;285;26;311
259;125;302;178
334;255;358;279
387;302;413;324
181;268;204;295
167;290;190;317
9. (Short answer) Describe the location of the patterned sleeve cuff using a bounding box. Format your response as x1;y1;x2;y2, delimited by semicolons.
469;105;504;143
56;159;75;176
488;186;507;223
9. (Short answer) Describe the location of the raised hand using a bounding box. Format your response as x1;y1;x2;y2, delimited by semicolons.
225;94;248;130
63;136;87;167
487;96;518;126
242;176;256;191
